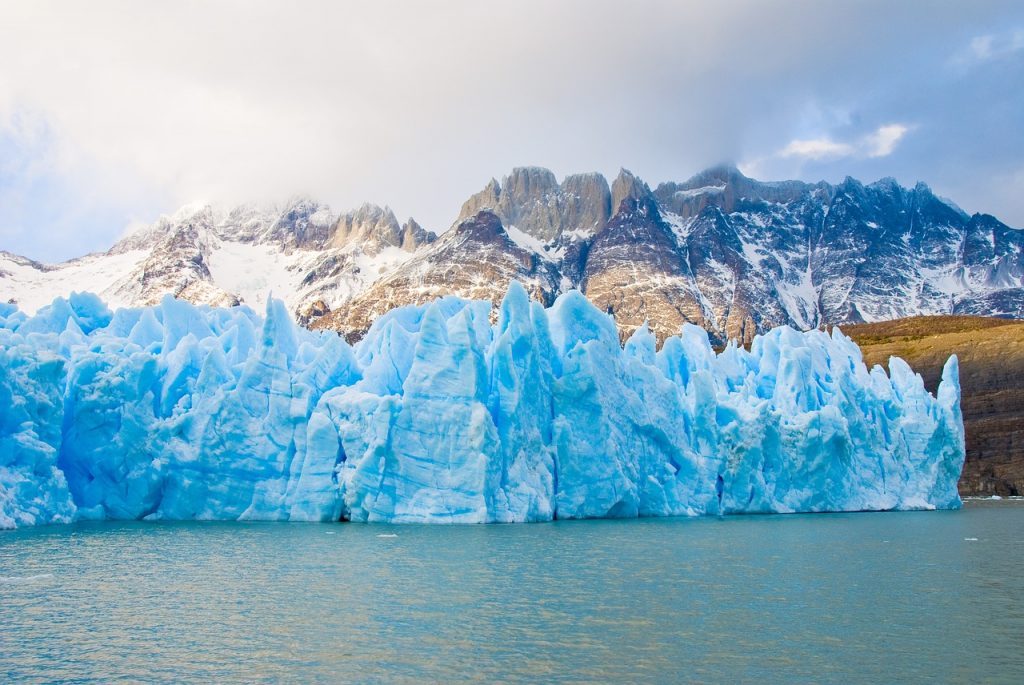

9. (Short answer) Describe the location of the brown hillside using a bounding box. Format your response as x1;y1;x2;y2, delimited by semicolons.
838;316;1024;496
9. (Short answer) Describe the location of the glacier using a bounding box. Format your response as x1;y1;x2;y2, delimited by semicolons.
0;283;965;529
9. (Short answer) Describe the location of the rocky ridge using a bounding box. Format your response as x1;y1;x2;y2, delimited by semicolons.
323;164;1024;344
3;165;1023;346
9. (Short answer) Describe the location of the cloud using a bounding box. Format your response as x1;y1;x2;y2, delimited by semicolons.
0;1;1022;260
0;114;167;260
779;138;856;161
951;29;1024;67
775;124;910;163
863;124;911;158
972;35;996;61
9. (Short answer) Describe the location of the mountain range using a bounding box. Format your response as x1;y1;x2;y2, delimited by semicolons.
3;165;1022;343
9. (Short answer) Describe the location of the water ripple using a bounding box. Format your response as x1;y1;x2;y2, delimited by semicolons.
2;503;1023;683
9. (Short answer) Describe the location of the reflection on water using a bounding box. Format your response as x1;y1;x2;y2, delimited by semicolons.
2;501;1023;684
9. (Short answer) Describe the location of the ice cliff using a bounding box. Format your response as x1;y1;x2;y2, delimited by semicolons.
0;283;965;528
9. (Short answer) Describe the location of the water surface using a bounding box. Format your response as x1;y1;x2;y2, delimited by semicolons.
3;501;1023;683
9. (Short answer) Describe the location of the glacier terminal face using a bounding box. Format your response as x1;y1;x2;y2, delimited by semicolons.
0;283;965;528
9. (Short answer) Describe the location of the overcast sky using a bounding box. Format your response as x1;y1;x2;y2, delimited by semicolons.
1;1;1022;262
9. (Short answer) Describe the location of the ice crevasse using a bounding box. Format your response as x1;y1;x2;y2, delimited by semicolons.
0;282;965;528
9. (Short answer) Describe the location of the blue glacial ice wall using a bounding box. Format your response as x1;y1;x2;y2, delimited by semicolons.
0;283;965;528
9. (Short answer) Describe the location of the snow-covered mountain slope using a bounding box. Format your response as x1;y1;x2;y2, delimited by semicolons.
322;165;1024;343
311;210;561;338
2;198;435;324
0;248;150;314
3;165;1022;343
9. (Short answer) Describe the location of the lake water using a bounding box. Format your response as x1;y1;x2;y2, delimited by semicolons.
3;501;1023;684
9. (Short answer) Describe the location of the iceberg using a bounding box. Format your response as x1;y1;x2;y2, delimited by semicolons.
0;283;965;528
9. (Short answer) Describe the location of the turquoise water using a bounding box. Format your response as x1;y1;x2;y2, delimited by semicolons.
2;501;1023;684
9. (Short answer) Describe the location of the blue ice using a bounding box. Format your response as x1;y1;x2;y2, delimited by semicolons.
0;284;965;528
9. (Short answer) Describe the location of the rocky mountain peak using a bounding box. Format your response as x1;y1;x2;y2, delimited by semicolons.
262;196;335;249
561;171;610;198
170;202;219;225
557;172;611;239
401;218;435;252
968;212;1004;229
313;208;560;337
682;163;748;188
353;202;399;226
6;163;1024;352
492;167;561;241
458;167;611;244
868;176;902;194
483;177;501;195
457;178;502;220
611;169;654;215
839;176;867;194
657;164;817;219
109;203;220;254
450;209;507;244
329;203;405;254
504;166;559;202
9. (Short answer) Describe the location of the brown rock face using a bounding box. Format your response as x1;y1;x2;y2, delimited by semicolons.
456;167;610;243
655;164;819;219
841;315;1024;496
610;169;651;217
310;211;559;340
327;204;432;255
582;196;709;342
296;299;330;326
107;215;239;308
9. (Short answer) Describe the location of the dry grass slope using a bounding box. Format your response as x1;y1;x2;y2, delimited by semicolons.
839;316;1024;496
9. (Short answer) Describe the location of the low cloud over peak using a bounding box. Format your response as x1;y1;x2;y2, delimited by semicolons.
776;123;911;163
1;1;1023;261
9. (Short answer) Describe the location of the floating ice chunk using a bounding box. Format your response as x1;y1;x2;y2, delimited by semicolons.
0;573;54;584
